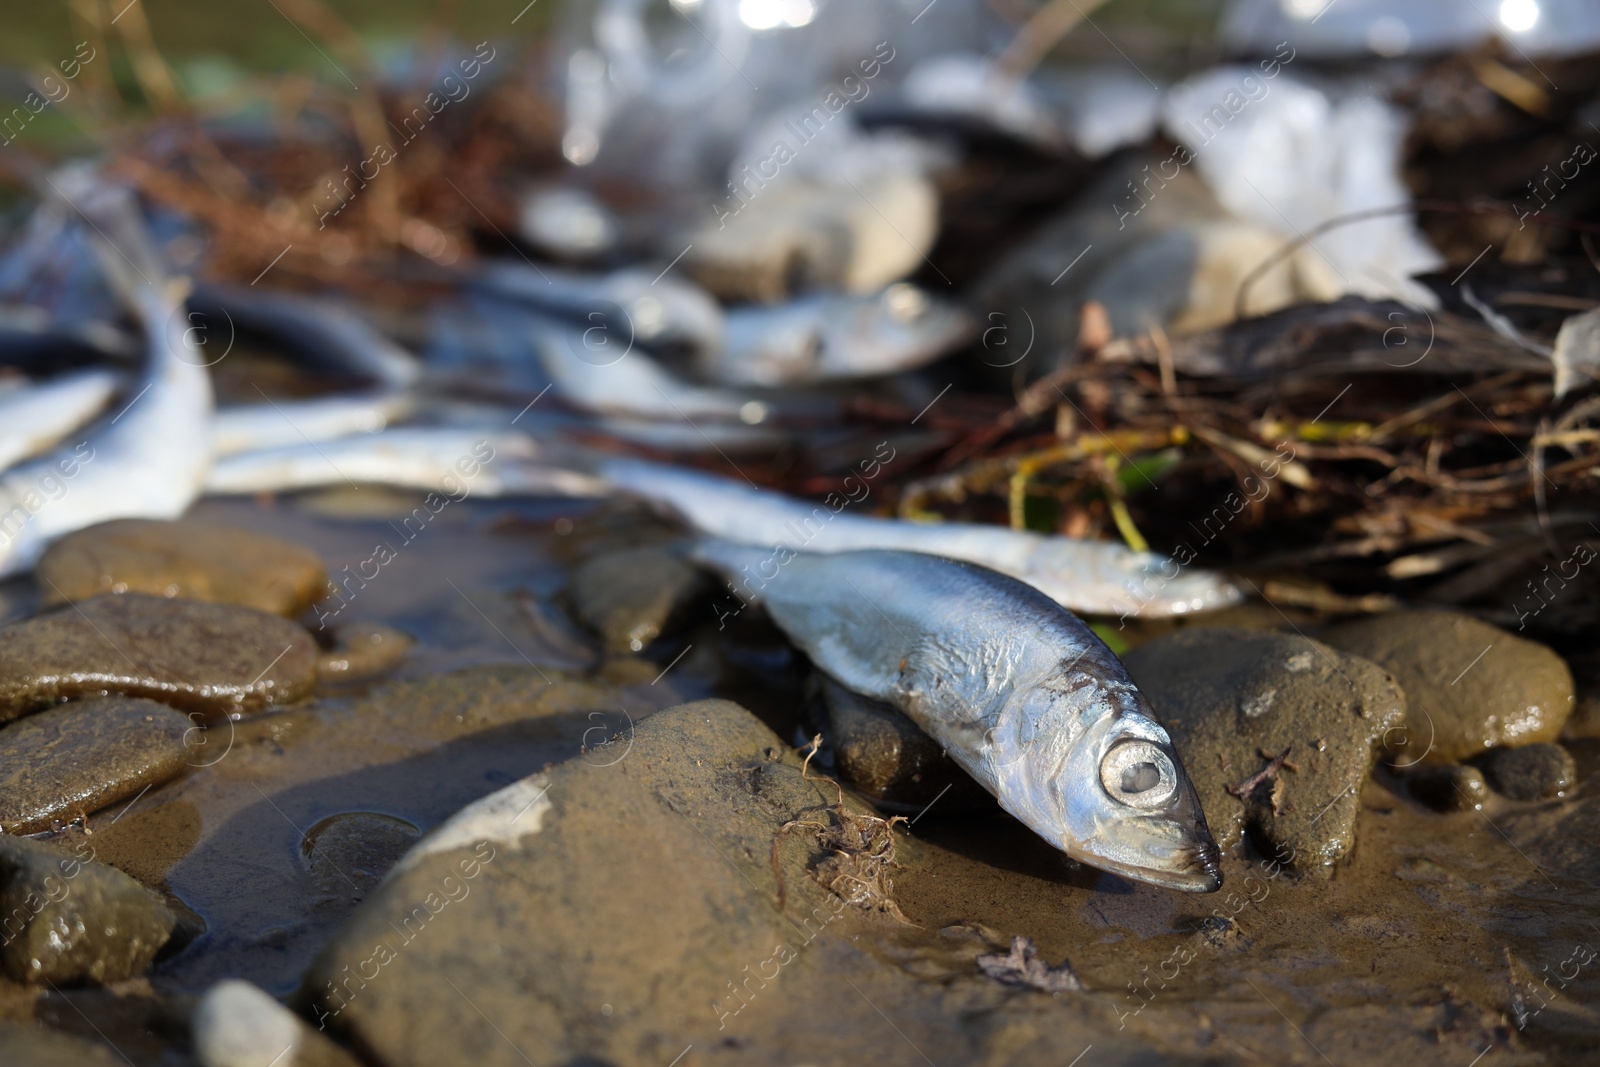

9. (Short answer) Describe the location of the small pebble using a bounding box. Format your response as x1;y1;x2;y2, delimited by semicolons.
316;622;413;683
0;698;194;833
1483;743;1575;801
194;979;362;1067
1407;764;1489;812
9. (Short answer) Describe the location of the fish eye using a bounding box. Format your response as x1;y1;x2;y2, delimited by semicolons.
1099;739;1178;810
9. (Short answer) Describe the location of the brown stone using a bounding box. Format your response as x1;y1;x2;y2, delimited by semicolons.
0;593;318;721
38;519;327;617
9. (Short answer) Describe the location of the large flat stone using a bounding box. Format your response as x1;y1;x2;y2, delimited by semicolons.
0;593;318;721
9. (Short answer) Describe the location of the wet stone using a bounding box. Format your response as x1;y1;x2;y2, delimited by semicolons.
1319;610;1573;764
305;700;911;1067
194;979;362;1067
568;544;705;654
1407;763;1489;812
316;622;413;684
0;698;193;834
1483;742;1574;801
1123;627;1405;872
0;834;177;985
38;519;328;617
0;593;318;722
820;675;988;813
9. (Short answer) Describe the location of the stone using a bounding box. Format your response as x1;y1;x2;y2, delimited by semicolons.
1483;743;1575;801
1123;627;1405;871
0;698;193;834
820;675;988;813
0;593;318;722
316;622;413;684
0;1023;122;1066
194;980;361;1067
1320;610;1574;763
305;700;911;1067
568;545;705;654
38;519;328;617
1406;764;1489;812
0;834;177;985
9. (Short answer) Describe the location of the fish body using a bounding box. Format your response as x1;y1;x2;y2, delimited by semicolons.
211;392;415;457
471;261;725;358
705;283;973;387
597;457;1240;617
189;282;421;390
693;541;1222;892
0;174;213;577
0;279;212;577
204;429;605;499
0;369;121;471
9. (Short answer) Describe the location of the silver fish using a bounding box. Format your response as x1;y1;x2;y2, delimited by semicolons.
189;282;421;390
204;429;606;499
211;392;415;457
472;260;725;359
703;283;973;387
0;368;120;471
595;457;1241;617
528;308;778;424
693;541;1222;892
0;180;213;577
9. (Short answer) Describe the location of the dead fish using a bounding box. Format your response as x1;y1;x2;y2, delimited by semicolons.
0;177;213;577
595;456;1241;617
702;283;973;387
692;541;1223;892
471;260;724;358
0;368;120;471
522;305;788;424
211;392;416;457
189;281;421;390
204;428;606;499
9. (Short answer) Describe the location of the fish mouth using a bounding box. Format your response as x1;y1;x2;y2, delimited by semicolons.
1090;839;1224;894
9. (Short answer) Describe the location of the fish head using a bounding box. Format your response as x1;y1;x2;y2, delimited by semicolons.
1033;689;1221;893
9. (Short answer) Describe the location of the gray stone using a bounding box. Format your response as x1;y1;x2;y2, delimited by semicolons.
1407;764;1489;812
0;834;177;985
1484;743;1574;801
1319;610;1573;764
38;518;328;617
0;698;193;834
569;544;705;654
0;593;318;722
1123;627;1405;871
